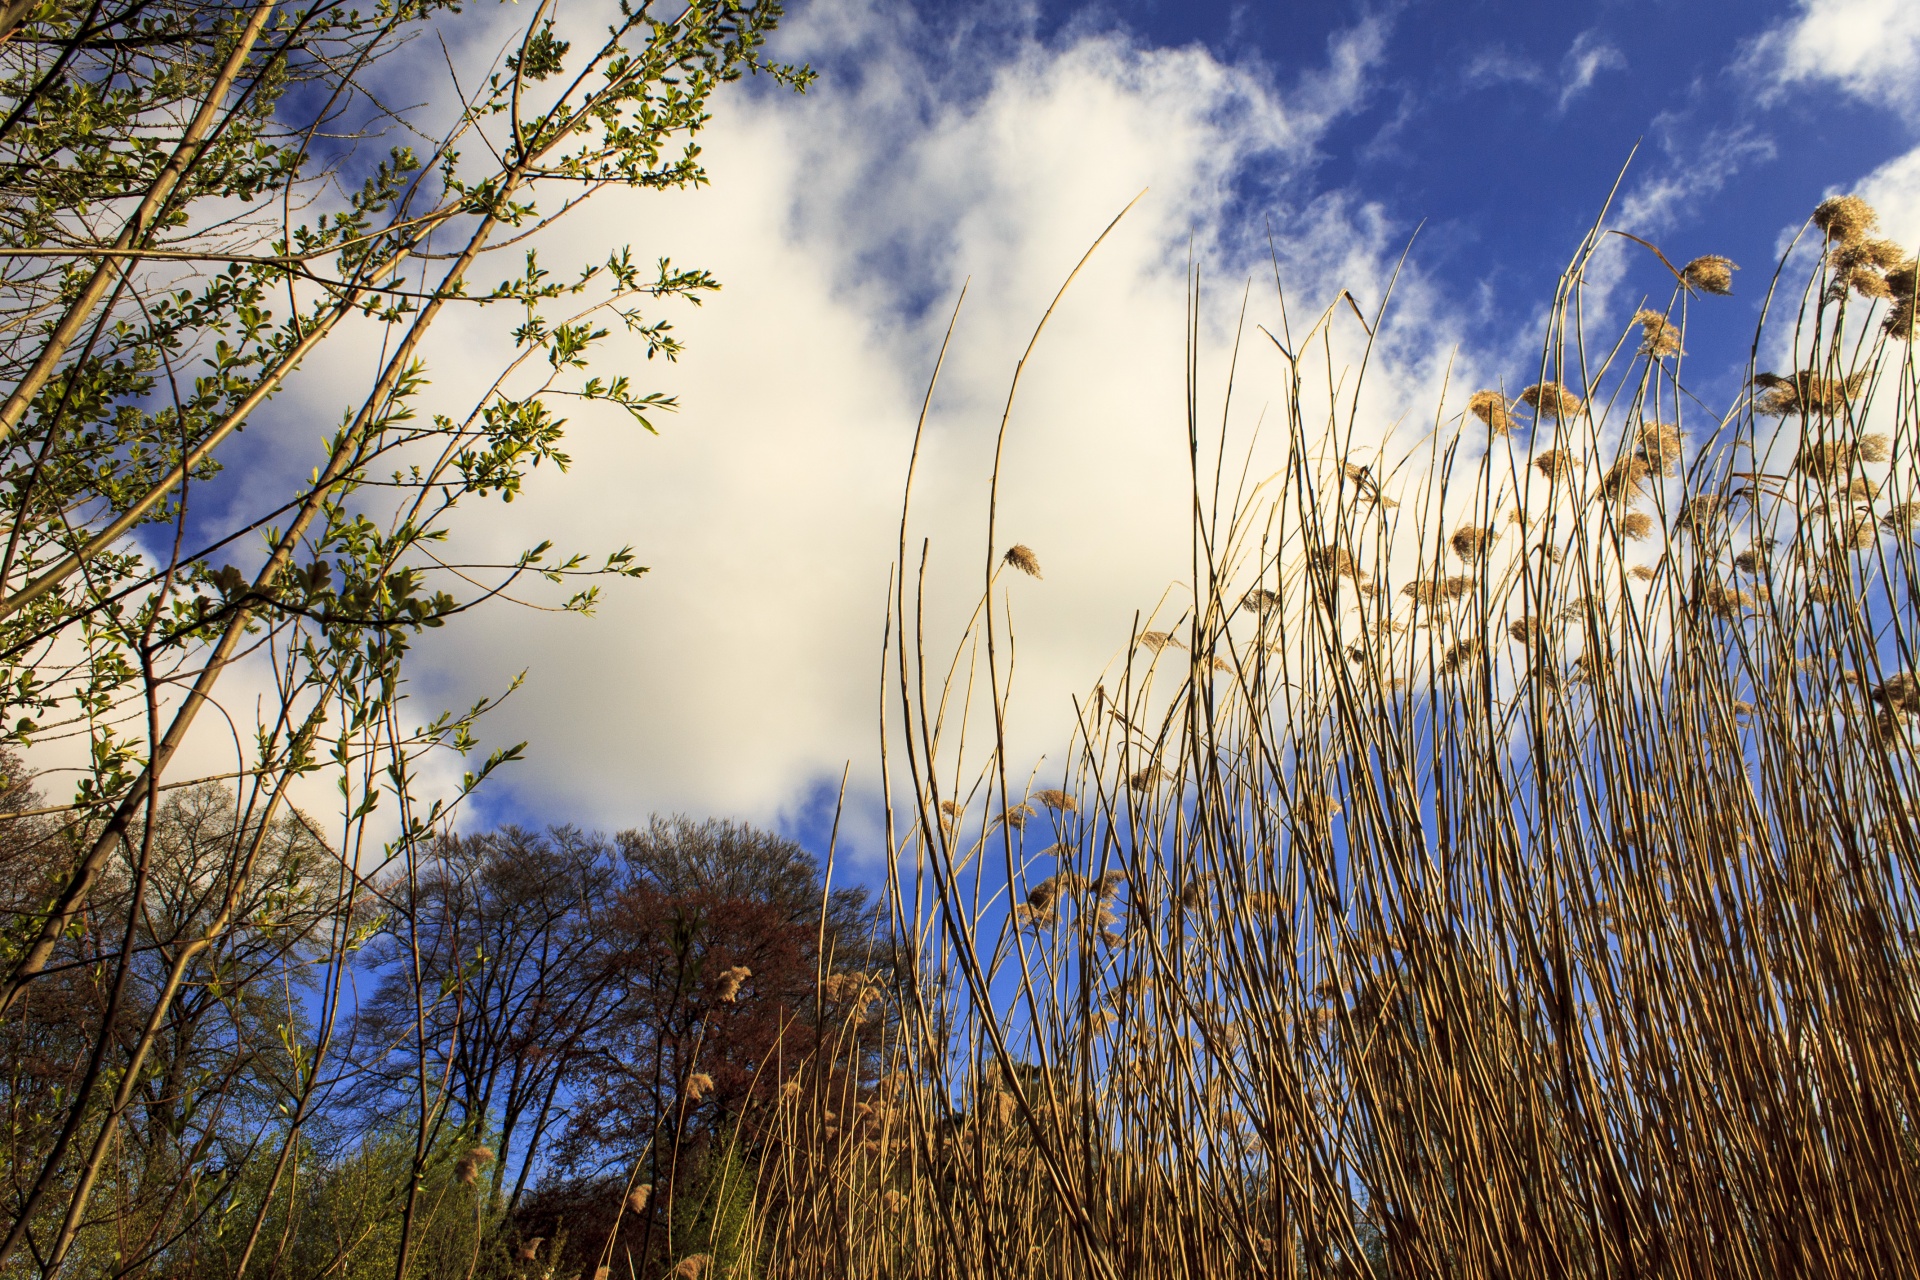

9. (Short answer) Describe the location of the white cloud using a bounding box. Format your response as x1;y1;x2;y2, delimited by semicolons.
1617;123;1777;233
1558;30;1626;110
88;1;1502;861
1855;142;1920;245
1464;46;1546;91
1461;29;1623;111
1748;0;1920;120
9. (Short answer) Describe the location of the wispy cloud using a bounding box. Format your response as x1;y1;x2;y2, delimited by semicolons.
1618;122;1778;233
1462;28;1624;112
1463;45;1546;91
1558;30;1627;110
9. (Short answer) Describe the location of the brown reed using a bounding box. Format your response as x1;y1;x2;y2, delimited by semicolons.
741;189;1920;1280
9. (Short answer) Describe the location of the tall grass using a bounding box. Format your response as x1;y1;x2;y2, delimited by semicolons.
741;192;1920;1277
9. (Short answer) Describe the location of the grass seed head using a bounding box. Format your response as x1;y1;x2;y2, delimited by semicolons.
1033;788;1076;813
715;965;751;1003
685;1072;715;1101
627;1184;653;1214
1795;438;1857;481
1814;194;1878;244
1849;237;1906;270
1681;254;1737;294
1873;673;1920;715
1887;258;1920;338
1520;382;1585;419
1891;297;1918;340
822;971;866;1001
1128;765;1167;792
1012;902;1056;930
1633;308;1683;357
1309;544;1364;579
1883;501;1920;535
1533;448;1577;480
1835;514;1879;550
1402;578;1446;607
1002;544;1043;578
1621;512;1654;540
1704;583;1754;618
453;1146;493;1185
1678;494;1724;536
1242;586;1283;613
1469;389;1514;432
1839;264;1895;300
1638;421;1684;472
1603;456;1652;502
1755;369;1867;415
1449;525;1491;561
1441;637;1483;674
1891;258;1920;298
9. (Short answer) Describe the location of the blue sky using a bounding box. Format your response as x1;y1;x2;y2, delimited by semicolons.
691;0;1920;860
924;0;1911;282
771;0;1914;354
158;0;1920;871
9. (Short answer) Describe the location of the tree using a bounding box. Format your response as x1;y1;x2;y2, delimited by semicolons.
347;826;632;1210
0;774;338;1277
516;816;888;1279
0;0;806;1271
339;815;887;1280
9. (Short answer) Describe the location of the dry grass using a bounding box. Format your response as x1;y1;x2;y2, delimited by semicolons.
733;193;1920;1279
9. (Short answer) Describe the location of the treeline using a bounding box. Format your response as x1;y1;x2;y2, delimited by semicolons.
1;756;893;1277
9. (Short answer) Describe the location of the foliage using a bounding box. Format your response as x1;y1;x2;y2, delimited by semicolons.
0;0;805;1272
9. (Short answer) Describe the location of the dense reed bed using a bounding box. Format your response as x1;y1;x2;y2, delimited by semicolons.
741;193;1920;1278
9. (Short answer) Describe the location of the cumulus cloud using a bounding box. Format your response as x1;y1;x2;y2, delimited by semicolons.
1743;0;1920;348
1748;0;1920;121
112;0;1499;860
1853;142;1920;246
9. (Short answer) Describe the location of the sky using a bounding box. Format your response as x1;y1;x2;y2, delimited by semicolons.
140;0;1920;871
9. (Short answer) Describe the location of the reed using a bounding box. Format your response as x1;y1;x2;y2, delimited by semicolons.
743;192;1920;1278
